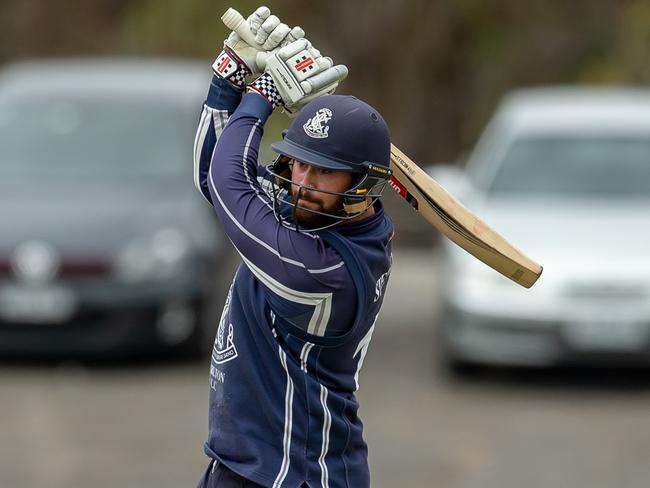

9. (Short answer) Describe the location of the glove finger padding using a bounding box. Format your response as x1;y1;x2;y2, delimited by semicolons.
299;64;346;94
262;23;291;50
281;26;305;47
255;15;280;44
248;6;270;35
277;39;310;60
315;56;333;73
253;30;307;71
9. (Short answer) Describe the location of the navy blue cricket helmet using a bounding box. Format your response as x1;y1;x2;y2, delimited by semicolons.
270;95;393;216
272;95;391;172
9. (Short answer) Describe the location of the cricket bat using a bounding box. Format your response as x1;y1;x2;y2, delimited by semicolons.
389;144;542;288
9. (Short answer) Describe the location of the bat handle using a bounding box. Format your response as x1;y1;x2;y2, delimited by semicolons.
221;8;260;48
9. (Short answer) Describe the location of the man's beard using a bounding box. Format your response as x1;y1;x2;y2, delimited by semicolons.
290;187;344;228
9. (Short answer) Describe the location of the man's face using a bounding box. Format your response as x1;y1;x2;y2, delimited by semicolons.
289;159;354;227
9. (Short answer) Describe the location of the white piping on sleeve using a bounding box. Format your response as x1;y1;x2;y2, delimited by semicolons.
193;107;211;195
217;109;228;135
308;261;345;274
193;105;230;203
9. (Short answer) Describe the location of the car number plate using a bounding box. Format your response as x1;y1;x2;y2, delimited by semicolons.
565;316;648;352
0;284;77;324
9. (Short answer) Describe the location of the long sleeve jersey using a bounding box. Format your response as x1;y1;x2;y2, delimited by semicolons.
193;75;394;488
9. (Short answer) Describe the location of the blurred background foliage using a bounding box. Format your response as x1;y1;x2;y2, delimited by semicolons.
2;0;650;165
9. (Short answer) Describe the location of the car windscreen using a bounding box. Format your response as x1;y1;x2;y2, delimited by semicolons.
487;136;650;198
0;94;195;181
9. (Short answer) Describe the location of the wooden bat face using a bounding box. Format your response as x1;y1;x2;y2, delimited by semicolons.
389;144;543;288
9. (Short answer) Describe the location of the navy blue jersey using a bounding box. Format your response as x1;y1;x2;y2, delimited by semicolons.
193;76;393;488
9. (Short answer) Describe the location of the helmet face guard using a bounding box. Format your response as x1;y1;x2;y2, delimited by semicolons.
265;155;392;232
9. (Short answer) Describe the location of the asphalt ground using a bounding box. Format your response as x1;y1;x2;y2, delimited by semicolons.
2;247;650;488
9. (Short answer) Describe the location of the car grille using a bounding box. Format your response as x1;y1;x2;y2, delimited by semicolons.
59;261;112;277
0;258;111;279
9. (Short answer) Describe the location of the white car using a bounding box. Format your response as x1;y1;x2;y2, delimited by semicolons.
434;87;650;371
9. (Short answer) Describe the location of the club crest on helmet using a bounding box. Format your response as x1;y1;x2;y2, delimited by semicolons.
303;108;332;139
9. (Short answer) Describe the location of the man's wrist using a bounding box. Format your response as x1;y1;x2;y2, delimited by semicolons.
206;75;245;110
247;73;283;110
237;91;274;123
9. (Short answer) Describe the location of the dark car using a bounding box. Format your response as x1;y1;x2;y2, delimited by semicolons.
0;58;231;357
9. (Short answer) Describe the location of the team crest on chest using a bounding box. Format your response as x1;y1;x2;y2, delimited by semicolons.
303;108;333;139
214;321;237;364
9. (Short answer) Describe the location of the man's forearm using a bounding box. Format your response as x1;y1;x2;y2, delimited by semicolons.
193;76;244;204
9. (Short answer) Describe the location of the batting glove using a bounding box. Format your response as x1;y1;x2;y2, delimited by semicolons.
213;6;304;89
262;39;349;115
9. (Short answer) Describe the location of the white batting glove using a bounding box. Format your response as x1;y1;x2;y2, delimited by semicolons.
262;39;349;115
213;6;304;88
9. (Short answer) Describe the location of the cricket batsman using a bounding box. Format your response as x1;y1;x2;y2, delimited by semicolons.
193;7;394;487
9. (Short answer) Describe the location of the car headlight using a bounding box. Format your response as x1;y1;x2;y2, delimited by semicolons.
114;227;191;283
454;261;521;296
445;253;554;316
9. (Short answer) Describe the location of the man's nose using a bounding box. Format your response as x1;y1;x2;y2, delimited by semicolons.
298;167;317;189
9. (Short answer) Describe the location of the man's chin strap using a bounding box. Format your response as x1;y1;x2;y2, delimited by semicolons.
342;200;369;215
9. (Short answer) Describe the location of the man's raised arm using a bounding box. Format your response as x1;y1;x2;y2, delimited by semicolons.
193;7;303;204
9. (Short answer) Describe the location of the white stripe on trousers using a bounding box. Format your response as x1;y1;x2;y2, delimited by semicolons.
318;385;332;488
272;348;294;487
300;342;315;372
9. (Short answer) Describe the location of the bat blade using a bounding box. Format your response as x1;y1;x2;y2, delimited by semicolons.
389;144;543;288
